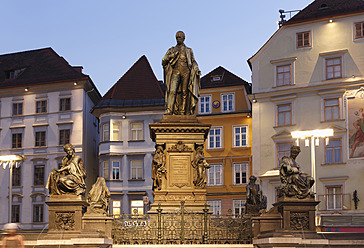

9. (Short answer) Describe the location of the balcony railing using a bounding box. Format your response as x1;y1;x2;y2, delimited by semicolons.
318;193;351;211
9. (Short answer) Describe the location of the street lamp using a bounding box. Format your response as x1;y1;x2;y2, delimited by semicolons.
0;155;27;223
291;129;334;198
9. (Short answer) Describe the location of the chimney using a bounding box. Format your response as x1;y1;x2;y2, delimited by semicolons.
73;66;83;73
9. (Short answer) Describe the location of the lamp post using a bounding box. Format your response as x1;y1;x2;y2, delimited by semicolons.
0;155;27;223
291;129;334;198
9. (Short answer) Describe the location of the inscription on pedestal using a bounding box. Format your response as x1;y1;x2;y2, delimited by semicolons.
55;212;75;230
170;155;190;188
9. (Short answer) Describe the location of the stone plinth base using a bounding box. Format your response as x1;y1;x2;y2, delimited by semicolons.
149;115;211;213
275;197;319;234
46;194;88;234
82;211;113;239
26;237;112;248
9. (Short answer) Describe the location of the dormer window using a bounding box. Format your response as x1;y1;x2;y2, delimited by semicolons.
211;75;222;82
319;3;329;10
5;68;25;79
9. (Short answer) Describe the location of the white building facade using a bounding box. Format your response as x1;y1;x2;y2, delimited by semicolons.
91;55;164;217
0;48;101;229
249;0;364;232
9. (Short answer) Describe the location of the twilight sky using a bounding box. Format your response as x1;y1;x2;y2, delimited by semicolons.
1;0;312;95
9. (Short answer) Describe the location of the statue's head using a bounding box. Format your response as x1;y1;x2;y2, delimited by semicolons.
290;145;301;158
156;145;163;152
64;144;75;155
176;31;185;45
249;175;257;183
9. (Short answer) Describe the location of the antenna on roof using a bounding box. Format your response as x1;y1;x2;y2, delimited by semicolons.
278;9;301;28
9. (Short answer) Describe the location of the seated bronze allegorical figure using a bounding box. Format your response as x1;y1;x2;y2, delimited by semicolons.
46;144;86;196
279;145;315;199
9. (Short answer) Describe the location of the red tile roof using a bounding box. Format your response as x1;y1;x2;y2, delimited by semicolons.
285;0;364;25
0;47;89;88
201;66;251;94
102;55;164;101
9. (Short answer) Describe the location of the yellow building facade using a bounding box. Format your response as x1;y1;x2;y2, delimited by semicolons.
197;66;252;215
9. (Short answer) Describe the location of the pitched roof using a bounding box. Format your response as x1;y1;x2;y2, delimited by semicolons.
285;0;364;25
200;66;251;94
0;47;89;88
95;55;164;109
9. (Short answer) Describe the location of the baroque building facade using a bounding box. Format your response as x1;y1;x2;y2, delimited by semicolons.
249;0;364;232
0;48;101;229
91;55;164;217
197;66;252;215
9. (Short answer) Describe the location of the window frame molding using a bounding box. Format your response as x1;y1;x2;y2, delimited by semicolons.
233;162;248;185
232;125;249;148
35;100;48;114
296;30;312;49
324;184;344;211
207;163;223;186
275;101;294;127
198;94;212;114
220;92;235;113
129;121;144;141
207;126;223;149
111;160;121;180
319;50;347;81
354;21;364;40
130;159;144;180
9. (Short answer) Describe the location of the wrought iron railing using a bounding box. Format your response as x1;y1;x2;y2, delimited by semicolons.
112;201;252;245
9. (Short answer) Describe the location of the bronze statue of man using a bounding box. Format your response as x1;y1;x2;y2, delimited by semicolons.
162;31;200;115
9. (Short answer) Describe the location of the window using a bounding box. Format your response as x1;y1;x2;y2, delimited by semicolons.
103;123;110;141
208;164;223;186
59;98;71;111
35;131;46;147
130;160;143;179
221;93;234;112
12;103;23;116
296;31;311;48
324;98;340;121
199;95;211;114
112;161;120;180
233;200;245;217
208;127;222;149
34;165;45;186
277;143;292;168
326;185;343;210
233;163;248;185
33;204;44;223
103;161;109;179
36;100;47;113
131;200;144;216
112;123;121;141
130;122;143;140
276;64;291;86
12;166;21;186
325;139;342;164
326;57;342;80
5;68;25;79
12;133;22;148
277;103;292;126
233;126;248;147
11;205;20;223
59;129;70;145
354;21;364;39
207;200;222;215
113;201;121;218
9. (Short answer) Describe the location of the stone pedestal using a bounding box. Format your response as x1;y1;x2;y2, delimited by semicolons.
275;196;319;234
82;212;113;239
149;115;210;212
46;194;88;234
